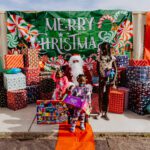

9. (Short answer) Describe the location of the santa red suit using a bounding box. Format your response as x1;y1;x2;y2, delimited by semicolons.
63;54;92;85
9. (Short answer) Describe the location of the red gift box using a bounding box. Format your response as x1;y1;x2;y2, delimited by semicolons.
109;89;125;114
22;49;39;68
7;90;27;110
5;54;24;69
24;68;40;86
129;59;148;66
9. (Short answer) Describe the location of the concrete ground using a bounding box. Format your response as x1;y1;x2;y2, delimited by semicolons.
0;104;150;150
0;137;150;150
0;104;150;134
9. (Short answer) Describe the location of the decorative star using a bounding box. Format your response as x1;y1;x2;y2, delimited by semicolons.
59;33;63;37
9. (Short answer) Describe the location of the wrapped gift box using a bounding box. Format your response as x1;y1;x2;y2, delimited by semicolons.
40;92;53;100
129;59;148;66
128;80;150;115
39;78;56;93
129;94;150;115
39;71;52;81
128;80;150;96
127;66;150;81
22;49;39;68
118;87;129;110
37;100;68;124
0;88;7;107
4;73;26;90
7;90;27;110
117;67;127;87
109;89;125;114
26;85;40;104
5;54;24;69
23;68;40;86
116;55;129;68
0;73;4;87
63;95;91;115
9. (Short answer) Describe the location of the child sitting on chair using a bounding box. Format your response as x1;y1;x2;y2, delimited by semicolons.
70;74;92;132
51;68;69;100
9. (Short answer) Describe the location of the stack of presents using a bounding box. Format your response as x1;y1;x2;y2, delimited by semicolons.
0;50;150;125
0;49;50;110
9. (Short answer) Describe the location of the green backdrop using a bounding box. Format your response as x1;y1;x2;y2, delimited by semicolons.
6;10;133;59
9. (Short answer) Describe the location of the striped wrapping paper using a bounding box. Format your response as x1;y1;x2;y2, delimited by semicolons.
5;54;24;69
22;49;39;68
4;73;26;90
7;90;27;111
129;59;148;66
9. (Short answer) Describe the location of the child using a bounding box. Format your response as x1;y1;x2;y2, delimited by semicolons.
51;68;69;100
97;42;117;120
70;74;92;132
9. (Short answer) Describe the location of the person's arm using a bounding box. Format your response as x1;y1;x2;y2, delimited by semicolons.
61;76;69;94
111;60;117;86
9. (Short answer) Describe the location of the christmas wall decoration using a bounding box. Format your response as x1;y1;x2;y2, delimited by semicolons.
7;10;133;63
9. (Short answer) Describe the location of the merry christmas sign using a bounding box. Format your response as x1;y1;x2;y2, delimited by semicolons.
6;10;133;58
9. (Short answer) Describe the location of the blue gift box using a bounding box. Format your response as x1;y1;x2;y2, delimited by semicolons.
128;80;150;115
127;66;150;81
116;55;129;68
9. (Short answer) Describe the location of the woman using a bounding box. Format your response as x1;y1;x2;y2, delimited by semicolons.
96;42;117;120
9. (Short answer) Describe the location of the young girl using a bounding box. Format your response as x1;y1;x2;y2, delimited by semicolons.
97;42;117;120
51;68;69;100
70;74;92;132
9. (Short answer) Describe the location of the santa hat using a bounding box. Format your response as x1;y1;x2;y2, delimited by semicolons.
68;54;84;66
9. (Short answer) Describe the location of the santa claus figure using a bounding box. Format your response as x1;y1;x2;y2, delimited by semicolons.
68;54;84;85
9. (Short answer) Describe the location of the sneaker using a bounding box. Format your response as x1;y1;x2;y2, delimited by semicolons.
70;126;75;132
80;123;85;130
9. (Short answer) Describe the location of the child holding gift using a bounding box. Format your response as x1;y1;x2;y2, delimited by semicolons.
51;68;69;100
70;74;92;132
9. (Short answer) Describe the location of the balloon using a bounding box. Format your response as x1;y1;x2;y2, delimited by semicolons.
5;68;21;74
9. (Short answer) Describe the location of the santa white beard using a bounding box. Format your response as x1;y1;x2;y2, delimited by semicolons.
70;63;84;85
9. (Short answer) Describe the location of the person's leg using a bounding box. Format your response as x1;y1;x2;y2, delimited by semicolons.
80;112;85;130
102;84;110;120
70;109;79;132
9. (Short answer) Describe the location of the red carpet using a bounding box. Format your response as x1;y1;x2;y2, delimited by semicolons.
55;122;95;150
